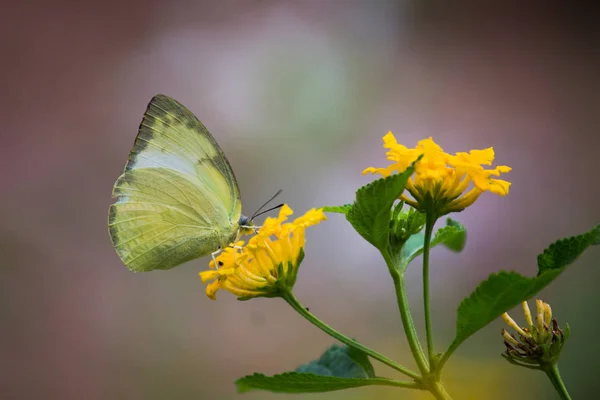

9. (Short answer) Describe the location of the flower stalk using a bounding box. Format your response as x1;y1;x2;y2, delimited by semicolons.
385;221;456;400
422;211;437;365
542;363;571;400
281;290;421;381
385;255;429;375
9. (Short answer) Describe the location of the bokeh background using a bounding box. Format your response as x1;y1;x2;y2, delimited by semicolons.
2;1;599;399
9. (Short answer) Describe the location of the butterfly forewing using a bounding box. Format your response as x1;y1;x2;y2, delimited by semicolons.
109;95;242;272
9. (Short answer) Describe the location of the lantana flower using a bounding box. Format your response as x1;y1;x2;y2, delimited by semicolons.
501;299;569;367
199;205;326;300
363;133;511;215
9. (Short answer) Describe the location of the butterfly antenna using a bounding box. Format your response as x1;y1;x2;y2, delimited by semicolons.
251;189;283;220
252;203;285;219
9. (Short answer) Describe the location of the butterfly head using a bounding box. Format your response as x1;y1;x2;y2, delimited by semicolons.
239;189;284;237
238;215;255;235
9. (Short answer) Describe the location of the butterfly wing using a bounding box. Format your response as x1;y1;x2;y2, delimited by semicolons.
109;94;242;272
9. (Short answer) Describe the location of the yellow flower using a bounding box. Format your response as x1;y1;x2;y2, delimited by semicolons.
199;205;326;300
363;133;511;215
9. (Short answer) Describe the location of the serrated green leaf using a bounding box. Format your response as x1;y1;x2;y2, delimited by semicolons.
453;270;561;348
448;224;600;355
347;162;417;251
235;344;384;394
537;225;600;273
433;219;466;252
399;218;466;271
235;372;404;393
295;344;375;379
322;205;352;215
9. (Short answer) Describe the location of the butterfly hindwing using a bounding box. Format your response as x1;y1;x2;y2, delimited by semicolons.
109;95;242;272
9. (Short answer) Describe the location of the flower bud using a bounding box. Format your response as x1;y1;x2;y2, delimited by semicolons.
501;299;569;367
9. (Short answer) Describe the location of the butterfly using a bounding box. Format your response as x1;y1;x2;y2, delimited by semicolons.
108;94;255;272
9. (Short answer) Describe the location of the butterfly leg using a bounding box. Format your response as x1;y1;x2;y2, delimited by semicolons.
232;244;244;263
211;247;223;268
231;228;247;264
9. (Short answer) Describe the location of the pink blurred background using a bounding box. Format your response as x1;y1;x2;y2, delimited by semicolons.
2;1;599;399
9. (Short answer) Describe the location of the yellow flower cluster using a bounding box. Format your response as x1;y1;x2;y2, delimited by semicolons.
363;133;511;215
200;205;326;300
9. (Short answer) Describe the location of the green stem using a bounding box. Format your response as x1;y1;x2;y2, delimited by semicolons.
384;252;429;375
428;381;454;400
423;213;437;365
281;290;421;380
542;363;571;400
436;342;456;378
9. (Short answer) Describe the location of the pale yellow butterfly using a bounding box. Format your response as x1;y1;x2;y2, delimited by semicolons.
108;94;254;272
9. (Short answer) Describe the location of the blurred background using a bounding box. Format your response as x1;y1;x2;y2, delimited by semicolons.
2;1;599;399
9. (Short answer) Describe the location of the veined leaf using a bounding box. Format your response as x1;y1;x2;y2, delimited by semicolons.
235;344;388;393
346;160;419;251
537;225;600;273
236;372;406;393
448;224;600;355
295;344;375;379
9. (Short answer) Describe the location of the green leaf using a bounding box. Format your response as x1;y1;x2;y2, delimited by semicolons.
322;204;352;215
453;271;561;348
346;345;376;379
236;372;402;393
537;225;600;273
295;344;375;378
235;344;384;393
346;161;418;251
448;224;600;354
433;219;467;252
399;218;466;271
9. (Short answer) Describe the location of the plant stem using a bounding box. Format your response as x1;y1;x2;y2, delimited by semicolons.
428;381;454;400
281;290;421;380
384;252;429;375
436;342;456;378
542;363;571;400
422;213;437;365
